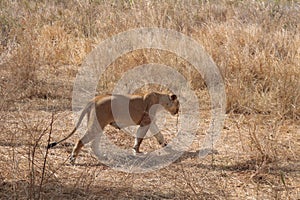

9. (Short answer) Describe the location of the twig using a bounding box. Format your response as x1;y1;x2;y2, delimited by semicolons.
37;113;54;200
180;164;200;199
29;115;50;199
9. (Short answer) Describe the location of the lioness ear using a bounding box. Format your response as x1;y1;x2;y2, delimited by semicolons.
170;94;177;101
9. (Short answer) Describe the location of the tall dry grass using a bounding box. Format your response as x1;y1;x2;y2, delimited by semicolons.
1;0;299;119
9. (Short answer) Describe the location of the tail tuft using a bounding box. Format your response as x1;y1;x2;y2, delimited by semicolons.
47;142;57;149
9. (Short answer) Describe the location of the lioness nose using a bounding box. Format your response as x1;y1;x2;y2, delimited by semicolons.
175;108;179;114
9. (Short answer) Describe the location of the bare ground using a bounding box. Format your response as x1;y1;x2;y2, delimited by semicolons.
0;101;299;199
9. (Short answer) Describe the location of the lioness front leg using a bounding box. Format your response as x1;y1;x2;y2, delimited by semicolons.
154;132;167;147
150;123;167;147
133;125;150;154
133;112;151;154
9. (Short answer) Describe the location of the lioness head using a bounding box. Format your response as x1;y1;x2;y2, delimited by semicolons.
159;93;180;116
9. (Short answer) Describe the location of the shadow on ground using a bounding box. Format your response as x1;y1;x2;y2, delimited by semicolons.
0;178;217;199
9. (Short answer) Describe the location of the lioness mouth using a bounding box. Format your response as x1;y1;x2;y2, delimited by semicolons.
173;108;179;115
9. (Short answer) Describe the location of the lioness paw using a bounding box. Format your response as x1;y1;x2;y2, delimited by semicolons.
132;149;147;156
69;156;76;165
161;142;167;147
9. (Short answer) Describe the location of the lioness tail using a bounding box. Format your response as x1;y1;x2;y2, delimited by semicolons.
47;101;94;149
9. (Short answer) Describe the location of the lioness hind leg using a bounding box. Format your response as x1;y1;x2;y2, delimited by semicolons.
70;130;97;164
70;140;84;164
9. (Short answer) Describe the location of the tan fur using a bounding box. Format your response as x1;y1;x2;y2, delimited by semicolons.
48;92;179;164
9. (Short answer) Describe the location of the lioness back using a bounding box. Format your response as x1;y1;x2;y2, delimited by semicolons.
93;94;146;127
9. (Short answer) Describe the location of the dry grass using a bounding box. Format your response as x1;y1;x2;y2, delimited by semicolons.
0;0;299;199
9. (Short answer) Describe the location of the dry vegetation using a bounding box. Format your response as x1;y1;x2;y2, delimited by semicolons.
0;0;299;199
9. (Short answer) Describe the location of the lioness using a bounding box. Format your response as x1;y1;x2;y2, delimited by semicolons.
48;92;179;164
